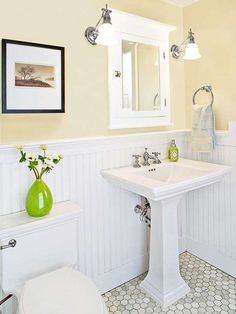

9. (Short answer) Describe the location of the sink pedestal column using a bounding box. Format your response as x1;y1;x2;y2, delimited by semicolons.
140;195;190;308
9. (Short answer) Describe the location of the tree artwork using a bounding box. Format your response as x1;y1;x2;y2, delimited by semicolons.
15;63;55;88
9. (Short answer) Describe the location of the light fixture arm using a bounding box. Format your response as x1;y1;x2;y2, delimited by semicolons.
85;4;112;46
94;14;104;31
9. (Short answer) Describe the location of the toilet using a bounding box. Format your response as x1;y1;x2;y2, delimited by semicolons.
0;202;108;314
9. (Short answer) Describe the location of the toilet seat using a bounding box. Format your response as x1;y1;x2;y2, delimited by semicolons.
18;267;107;314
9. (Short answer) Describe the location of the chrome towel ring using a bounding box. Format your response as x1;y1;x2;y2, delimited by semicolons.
193;85;214;106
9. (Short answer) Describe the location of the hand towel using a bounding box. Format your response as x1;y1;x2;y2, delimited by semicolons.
191;104;215;152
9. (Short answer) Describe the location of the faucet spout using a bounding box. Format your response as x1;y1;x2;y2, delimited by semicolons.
143;148;151;166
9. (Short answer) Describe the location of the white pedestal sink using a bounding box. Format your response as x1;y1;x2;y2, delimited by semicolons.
101;159;231;307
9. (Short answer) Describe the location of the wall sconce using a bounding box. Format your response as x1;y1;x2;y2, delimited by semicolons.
85;4;117;46
170;29;201;60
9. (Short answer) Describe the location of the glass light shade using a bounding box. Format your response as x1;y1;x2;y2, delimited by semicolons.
96;23;118;46
183;43;202;60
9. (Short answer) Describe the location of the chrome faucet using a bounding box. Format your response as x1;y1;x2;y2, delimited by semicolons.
143;148;151;166
142;148;161;166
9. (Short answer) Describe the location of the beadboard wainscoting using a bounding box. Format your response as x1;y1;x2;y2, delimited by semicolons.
182;126;236;278
0;131;187;294
0;128;235;296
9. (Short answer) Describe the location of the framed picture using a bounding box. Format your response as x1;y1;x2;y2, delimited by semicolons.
2;39;65;113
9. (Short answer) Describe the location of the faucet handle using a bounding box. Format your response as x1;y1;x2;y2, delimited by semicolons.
152;152;161;164
132;155;141;168
152;152;161;157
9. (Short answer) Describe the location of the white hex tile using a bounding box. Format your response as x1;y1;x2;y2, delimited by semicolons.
103;252;236;313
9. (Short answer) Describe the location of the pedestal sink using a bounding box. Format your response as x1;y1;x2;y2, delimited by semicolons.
101;159;231;308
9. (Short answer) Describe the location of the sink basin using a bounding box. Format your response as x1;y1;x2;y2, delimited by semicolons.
101;158;231;308
101;158;230;201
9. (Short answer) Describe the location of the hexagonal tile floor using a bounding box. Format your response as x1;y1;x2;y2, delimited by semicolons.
103;252;236;313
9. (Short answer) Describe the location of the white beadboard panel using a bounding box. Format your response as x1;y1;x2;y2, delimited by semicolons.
183;130;236;277
0;131;187;293
0;128;235;291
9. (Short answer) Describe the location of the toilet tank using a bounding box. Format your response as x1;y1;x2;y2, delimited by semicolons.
0;201;81;292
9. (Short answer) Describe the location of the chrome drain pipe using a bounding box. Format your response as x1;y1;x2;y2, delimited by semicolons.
134;197;151;228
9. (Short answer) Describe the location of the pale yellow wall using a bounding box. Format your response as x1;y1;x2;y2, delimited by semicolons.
0;0;185;144
183;0;236;130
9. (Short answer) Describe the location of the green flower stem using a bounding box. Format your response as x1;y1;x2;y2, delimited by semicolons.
37;150;46;179
32;167;40;179
39;168;46;179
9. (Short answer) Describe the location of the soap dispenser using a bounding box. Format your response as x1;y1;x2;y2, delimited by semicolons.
168;139;179;162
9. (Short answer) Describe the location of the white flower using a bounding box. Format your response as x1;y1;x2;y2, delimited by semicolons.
45;160;55;169
58;154;64;160
16;144;24;150
27;153;35;160
40;144;48;151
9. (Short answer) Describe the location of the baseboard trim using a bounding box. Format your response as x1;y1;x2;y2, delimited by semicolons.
179;237;187;254
186;238;236;278
95;239;186;295
94;253;149;294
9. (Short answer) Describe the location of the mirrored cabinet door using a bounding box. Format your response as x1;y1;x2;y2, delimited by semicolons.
122;40;161;112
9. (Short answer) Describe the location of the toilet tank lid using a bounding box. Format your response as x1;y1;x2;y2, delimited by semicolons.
0;201;82;238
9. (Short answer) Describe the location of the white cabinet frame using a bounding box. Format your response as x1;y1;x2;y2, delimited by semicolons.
108;9;176;129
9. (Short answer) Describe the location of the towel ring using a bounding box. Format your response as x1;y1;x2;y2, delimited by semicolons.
193;85;214;106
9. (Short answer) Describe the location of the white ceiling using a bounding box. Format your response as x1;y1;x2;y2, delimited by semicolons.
161;0;199;7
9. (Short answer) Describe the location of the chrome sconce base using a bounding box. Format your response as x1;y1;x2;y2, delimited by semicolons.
170;44;182;59
85;27;98;46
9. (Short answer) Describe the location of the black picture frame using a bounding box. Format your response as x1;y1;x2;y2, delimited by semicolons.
2;39;65;113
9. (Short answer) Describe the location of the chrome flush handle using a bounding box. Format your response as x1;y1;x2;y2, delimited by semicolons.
0;239;17;250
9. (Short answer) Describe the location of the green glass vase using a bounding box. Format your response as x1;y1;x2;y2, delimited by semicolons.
25;179;53;217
